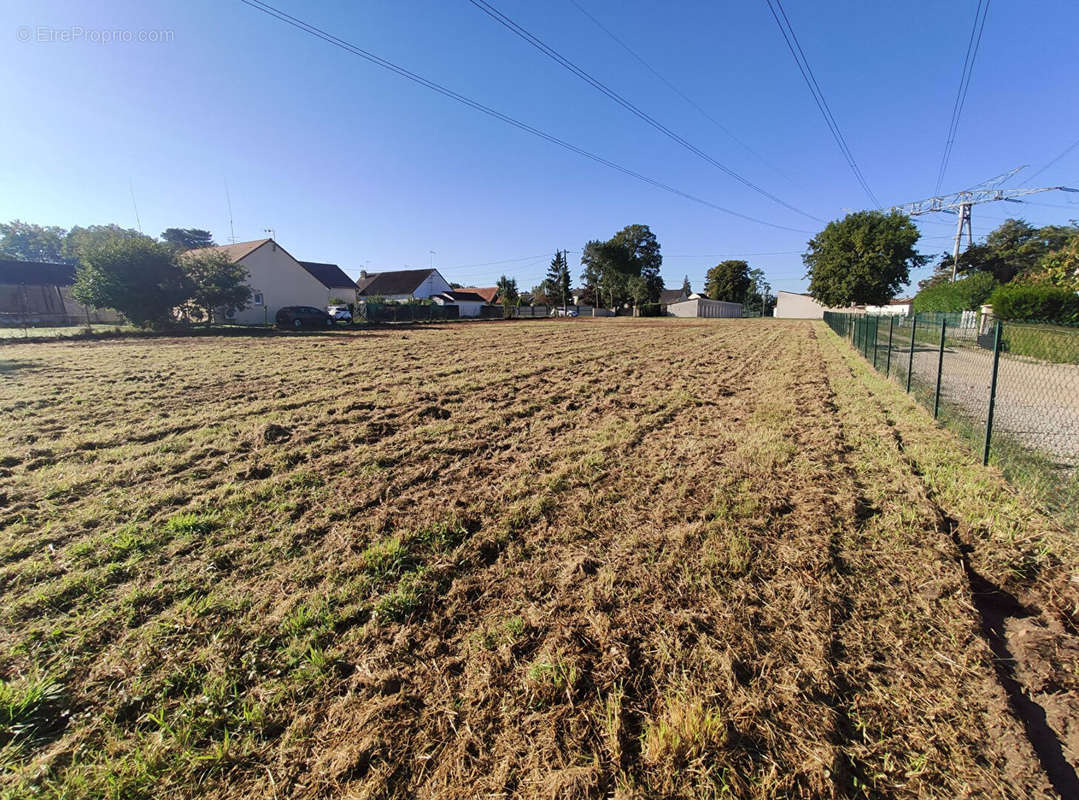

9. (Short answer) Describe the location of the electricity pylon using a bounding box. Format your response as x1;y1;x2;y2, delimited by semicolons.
891;166;1077;281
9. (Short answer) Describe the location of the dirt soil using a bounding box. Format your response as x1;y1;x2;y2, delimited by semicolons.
0;319;1076;799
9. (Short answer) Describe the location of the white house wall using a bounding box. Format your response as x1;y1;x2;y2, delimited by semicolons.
413;272;452;299
774;291;828;319
228;242;330;325
453;300;485;317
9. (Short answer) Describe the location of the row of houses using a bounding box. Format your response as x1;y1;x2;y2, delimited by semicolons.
0;239;503;325
187;239;505;323
1;237;746;324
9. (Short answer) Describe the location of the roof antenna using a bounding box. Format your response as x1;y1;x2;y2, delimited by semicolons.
264;227;276;241
224;178;237;243
129;180;143;233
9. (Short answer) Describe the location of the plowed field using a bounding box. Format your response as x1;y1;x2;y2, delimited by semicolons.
1;319;1076;798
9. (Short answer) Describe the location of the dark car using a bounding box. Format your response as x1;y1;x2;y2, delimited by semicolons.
275;306;333;329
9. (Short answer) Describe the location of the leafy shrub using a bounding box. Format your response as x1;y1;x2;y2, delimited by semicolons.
988;284;1079;323
1001;324;1079;364
912;272;997;313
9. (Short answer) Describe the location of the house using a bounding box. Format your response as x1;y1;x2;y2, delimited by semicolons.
666;297;743;318
659;288;689;308
299;261;359;305
184;238;335;325
355;268;451;301
431;289;490;317
0;259;121;324
460;286;499;303
773;290;852;319
864;298;912;316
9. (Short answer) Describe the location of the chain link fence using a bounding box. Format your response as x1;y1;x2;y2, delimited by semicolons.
824;311;1079;530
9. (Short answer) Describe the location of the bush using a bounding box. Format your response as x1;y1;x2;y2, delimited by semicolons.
912;272;997;313
72;237;189;328
988;284;1079;323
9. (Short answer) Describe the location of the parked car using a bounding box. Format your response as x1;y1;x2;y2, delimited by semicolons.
328;304;352;323
550;307;579;317
275;306;333;328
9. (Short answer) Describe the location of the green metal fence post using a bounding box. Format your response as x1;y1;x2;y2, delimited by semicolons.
982;320;1003;466
906;316;916;393
872;317;880;368
933;320;946;419
885;316;894;377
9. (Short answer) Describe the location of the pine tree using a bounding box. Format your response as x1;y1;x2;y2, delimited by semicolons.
681;275;691;295
546;250;571;308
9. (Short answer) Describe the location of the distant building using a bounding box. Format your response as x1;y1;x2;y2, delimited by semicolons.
659;288;689;311
355;268;451;301
299;261;359;305
431;289;490;317
864;299;912;316
0;259;121;324
184;239;334;325
773;291;854;319
666;298;743;318
459;286;499;303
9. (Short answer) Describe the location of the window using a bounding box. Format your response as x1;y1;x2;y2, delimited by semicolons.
253;292;264;306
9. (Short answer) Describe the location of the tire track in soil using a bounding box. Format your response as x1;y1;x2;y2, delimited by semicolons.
796;327;879;795
826;337;1079;799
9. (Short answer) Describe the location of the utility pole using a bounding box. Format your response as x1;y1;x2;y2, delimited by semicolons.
892;166;1076;282
950;202;973;282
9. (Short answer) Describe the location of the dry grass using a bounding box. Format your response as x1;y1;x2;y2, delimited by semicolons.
0;319;1075;799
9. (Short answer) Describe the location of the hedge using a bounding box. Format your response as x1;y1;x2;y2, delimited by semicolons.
911;272;997;313
988;284;1079;323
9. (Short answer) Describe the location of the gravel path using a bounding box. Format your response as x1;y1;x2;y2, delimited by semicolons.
899;344;1079;465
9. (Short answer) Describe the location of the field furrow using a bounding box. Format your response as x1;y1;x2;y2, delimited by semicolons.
0;319;1074;799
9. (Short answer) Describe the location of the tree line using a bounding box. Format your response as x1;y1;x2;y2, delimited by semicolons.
507;224;775;315
800;208;1079;323
0;220;251;327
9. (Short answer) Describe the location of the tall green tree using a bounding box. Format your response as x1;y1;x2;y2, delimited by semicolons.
72;237;190;327
611;224;663;303
681;275;691;295
496;274;519;317
579;224;664;308
926;218;1079;286
63;224;147;262
0;220;68;262
746;267;775;316
178;249;252;325
705;260;751;303
805;211;925;307
162;228;215;252
625;275;650;312
545;250;571;308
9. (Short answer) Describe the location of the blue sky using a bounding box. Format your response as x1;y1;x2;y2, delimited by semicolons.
2;0;1078;295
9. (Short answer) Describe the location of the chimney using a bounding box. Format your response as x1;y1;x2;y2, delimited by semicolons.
360;270;368;279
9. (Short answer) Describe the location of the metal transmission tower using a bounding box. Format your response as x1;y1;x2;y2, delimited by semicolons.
891;166;1077;281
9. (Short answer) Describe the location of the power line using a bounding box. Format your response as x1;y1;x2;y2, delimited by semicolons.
565;0;796;185
664;250;803;259
237;0;812;234
1020;135;1079;187
467;0;821;222
934;0;991;194
763;0;881;208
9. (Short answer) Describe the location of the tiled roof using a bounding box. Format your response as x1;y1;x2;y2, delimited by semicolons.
0;259;76;286
459;286;498;303
298;261;356;289
438;290;488;303
184;238;270;262
356;268;437;296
